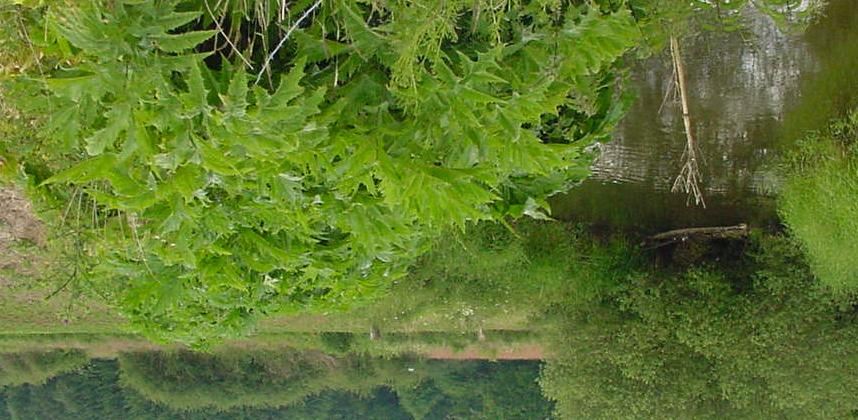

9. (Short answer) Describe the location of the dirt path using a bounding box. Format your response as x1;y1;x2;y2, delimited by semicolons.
0;186;44;285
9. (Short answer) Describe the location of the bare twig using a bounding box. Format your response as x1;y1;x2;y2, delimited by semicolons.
254;0;323;85
60;188;80;229
204;0;253;68
45;266;77;300
657;65;676;115
128;212;154;277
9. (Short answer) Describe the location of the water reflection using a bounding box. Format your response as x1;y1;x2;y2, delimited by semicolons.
598;7;813;194
0;348;550;419
552;2;856;231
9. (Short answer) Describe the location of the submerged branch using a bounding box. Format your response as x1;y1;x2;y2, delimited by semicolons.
645;223;749;248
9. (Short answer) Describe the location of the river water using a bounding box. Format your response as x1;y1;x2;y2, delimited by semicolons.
553;0;858;233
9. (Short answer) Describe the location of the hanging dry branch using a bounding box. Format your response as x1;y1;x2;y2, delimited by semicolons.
669;36;706;208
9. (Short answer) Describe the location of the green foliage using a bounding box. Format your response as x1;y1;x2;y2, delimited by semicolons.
353;220;638;332
779;109;858;292
343;330;543;359
1;0;642;345
319;332;355;355
0;349;88;388
539;234;858;419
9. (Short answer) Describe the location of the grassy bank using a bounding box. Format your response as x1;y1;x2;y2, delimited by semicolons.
779;109;858;292
0;218;635;352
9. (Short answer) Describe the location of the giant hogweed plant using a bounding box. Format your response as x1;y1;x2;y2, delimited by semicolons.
3;0;640;345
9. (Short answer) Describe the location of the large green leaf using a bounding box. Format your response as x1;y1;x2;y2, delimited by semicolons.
155;30;216;53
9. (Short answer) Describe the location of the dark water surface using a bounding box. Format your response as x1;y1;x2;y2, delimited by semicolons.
553;0;858;232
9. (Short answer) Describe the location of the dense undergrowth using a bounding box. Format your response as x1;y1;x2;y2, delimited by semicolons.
5;220;856;418
540;233;858;418
1;0;642;345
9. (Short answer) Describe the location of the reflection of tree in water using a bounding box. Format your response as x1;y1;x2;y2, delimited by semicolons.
593;5;817;196
781;0;858;136
118;350;550;418
0;350;551;419
0;349;88;388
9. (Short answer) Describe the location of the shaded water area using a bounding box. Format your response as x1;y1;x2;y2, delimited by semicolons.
553;0;858;232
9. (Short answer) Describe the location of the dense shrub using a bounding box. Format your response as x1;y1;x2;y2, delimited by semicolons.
540;235;858;418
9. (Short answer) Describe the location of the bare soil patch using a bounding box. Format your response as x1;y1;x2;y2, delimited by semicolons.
0;185;44;285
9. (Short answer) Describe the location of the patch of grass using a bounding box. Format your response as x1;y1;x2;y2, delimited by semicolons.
780;109;858;292
0;287;125;335
297;220;641;334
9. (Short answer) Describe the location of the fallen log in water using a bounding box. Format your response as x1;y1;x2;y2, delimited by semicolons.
645;223;749;248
